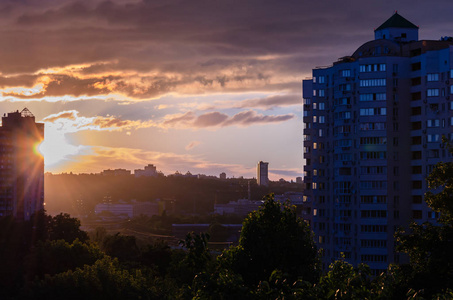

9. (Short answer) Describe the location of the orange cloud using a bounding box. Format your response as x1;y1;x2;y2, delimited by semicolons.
42;110;155;133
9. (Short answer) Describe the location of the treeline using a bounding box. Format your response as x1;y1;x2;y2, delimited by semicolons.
2;192;453;299
45;173;302;216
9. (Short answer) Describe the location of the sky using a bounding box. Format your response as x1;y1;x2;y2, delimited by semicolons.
0;0;453;180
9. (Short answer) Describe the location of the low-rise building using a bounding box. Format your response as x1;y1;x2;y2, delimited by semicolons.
214;199;264;216
95;199;160;219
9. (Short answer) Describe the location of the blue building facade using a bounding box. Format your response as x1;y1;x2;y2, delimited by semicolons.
303;13;453;273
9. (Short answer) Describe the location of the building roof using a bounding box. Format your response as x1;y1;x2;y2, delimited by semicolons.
375;12;418;31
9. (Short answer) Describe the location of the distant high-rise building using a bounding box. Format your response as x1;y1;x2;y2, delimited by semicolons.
219;172;227;180
303;13;453;273
257;161;269;186
0;108;44;221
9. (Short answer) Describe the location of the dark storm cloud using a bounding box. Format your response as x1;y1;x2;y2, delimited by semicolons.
0;0;450;99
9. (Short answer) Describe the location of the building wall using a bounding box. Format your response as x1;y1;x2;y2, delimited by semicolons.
303;19;453;272
0;109;44;221
257;161;269;186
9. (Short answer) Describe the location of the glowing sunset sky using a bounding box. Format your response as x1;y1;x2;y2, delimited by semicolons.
1;0;452;180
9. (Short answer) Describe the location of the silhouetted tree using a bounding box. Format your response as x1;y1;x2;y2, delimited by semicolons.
396;138;453;297
220;194;320;285
102;233;140;263
49;213;88;243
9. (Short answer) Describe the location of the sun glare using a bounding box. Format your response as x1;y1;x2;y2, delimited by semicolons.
40;126;80;170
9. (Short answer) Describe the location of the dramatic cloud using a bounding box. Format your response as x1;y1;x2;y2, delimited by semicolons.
43;110;154;132
0;0;450;179
161;110;295;129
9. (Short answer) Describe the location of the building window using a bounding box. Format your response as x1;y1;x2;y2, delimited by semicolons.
427;73;439;82
427;134;440;142
360;166;387;174
413;210;422;219
360;79;386;87
361;255;387;263
360;137;387;145
318;76;325;83
360;181;387;189
319;116;325;123
319;89;325;97
360;195;387;204
360;122;386;131
361;210;387;218
338;111;351;119
339;84;351;91
360;64;386;72
361;239;387;248
360;93;386;101
359;108;386;116
360;151;387;160
427;119;440;127
360;225;387;233
427;89;439;97
341;70;351;77
319;102;325;110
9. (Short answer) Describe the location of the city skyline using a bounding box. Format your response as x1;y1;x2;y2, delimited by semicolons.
0;1;452;179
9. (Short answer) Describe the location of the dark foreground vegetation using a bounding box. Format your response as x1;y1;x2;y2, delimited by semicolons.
0;191;452;299
1;144;452;299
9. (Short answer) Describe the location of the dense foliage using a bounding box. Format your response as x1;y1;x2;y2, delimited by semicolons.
3;161;453;300
395;140;453;298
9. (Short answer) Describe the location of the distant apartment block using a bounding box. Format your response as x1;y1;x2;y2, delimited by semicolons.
274;191;304;206
214;199;264;217
134;164;158;177
257;161;269;186
219;172;227;180
303;13;453;272
94;199;161;219
0;108;44;221
101;168;131;176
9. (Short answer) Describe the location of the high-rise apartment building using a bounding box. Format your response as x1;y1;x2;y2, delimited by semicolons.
257;161;269;186
0;108;44;221
303;13;453;273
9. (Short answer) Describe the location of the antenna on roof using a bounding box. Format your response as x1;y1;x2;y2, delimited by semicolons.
20;108;34;118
